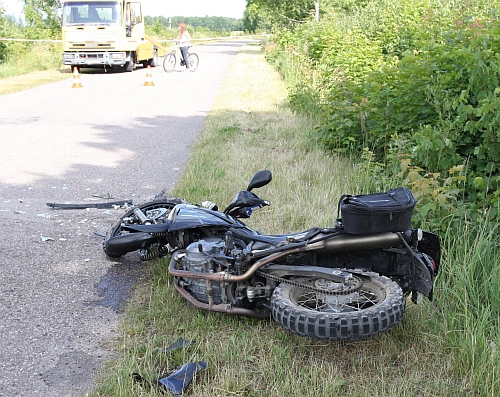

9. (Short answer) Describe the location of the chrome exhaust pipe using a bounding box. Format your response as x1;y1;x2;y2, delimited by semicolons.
173;282;270;319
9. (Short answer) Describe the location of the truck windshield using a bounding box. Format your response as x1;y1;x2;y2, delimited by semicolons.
62;1;122;26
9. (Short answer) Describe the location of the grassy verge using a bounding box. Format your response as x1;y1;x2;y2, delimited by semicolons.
92;43;469;397
0;42;71;95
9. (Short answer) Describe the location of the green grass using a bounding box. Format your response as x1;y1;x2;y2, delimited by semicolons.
0;42;63;78
0;42;72;95
91;43;498;396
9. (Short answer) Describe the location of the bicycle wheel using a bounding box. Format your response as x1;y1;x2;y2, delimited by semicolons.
188;53;199;71
163;52;176;73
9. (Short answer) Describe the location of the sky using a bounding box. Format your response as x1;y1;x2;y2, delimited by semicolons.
1;0;247;19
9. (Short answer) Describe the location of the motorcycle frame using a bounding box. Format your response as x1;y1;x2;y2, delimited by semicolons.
168;227;439;318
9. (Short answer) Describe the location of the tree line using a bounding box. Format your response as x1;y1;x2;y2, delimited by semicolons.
145;16;243;36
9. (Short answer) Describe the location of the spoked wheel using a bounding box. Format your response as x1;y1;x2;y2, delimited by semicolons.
188;53;199;71
103;198;183;258
163;52;176;72
271;273;405;341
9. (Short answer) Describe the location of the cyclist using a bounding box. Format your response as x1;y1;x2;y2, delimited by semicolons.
177;22;193;72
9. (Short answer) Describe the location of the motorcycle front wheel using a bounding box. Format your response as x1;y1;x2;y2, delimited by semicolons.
271;273;405;341
103;198;183;257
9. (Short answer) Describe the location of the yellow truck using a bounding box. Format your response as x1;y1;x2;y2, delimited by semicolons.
61;0;166;71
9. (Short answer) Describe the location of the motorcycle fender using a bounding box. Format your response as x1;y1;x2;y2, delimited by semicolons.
105;232;157;256
261;264;370;283
123;221;172;234
412;253;435;301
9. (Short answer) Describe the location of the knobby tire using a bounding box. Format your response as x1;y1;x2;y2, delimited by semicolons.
271;273;405;341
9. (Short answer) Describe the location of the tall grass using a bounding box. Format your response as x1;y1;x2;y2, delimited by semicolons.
0;42;62;78
437;215;500;395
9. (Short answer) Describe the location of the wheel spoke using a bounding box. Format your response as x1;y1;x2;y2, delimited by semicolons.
271;274;404;341
294;287;381;313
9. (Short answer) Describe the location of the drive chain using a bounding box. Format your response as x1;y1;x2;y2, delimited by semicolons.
255;270;363;295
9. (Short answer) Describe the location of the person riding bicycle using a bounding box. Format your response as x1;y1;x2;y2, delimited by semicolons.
177;22;193;72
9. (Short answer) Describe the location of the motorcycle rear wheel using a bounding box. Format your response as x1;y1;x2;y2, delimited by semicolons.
103;198;182;257
271;273;405;341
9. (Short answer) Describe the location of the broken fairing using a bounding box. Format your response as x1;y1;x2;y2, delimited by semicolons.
158;361;207;395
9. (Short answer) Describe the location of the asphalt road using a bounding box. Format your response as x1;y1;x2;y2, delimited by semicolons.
0;40;252;397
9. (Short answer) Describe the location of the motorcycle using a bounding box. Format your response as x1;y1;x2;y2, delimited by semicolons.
103;170;440;342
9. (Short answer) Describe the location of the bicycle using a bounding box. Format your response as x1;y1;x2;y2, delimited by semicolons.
162;44;199;73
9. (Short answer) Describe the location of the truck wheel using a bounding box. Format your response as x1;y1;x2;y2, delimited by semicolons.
150;50;158;67
124;53;135;72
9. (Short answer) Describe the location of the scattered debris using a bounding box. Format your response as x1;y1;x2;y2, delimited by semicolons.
37;213;51;219
163;338;192;353
14;211;26;214
131;373;153;390
158;361;207;396
41;236;54;242
93;231;106;238
92;193;114;199
46;200;133;210
132;338;206;395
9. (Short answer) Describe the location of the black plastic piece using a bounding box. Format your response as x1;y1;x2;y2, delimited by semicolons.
158;361;207;395
163;337;192;353
47;200;133;209
247;170;272;191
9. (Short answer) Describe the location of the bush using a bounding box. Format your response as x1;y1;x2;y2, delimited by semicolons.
267;0;500;221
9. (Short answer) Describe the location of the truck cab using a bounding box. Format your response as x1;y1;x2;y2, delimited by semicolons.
62;1;165;71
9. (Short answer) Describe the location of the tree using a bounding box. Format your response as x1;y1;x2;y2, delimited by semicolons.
23;0;61;38
0;3;7;62
245;0;316;30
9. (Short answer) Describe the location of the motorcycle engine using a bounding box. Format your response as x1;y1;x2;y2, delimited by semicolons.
181;237;227;304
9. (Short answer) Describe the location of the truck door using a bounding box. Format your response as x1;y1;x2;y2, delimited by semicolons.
125;2;144;39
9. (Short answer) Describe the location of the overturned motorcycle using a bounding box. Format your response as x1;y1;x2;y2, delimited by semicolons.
103;170;440;342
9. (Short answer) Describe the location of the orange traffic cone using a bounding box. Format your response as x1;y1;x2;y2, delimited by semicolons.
71;67;82;88
144;65;155;86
